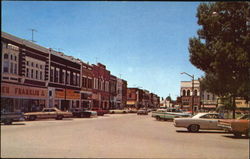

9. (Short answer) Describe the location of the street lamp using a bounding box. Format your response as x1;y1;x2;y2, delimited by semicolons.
181;72;194;115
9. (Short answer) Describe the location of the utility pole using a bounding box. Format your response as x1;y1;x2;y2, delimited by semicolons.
29;29;37;43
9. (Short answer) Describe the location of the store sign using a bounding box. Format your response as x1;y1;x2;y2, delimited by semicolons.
55;89;80;99
1;83;48;98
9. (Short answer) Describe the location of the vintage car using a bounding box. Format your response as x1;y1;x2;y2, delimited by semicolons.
218;114;250;137
87;110;97;117
173;113;224;132
24;107;72;121
109;109;127;114
137;109;148;115
70;108;92;118
152;108;191;121
1;111;24;125
126;109;138;113
92;109;109;116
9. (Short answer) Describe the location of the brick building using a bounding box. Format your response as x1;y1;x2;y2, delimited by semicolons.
126;88;143;109
48;50;81;111
92;63;110;110
80;61;93;109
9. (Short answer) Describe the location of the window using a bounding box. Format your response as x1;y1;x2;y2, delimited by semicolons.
27;61;29;66
55;68;59;83
66;71;70;84
10;54;13;60
36;70;38;79
26;68;29;77
50;67;54;82
4;54;8;59
36;64;38;68
14;64;17;74
62;70;65;84
182;90;186;96
40;65;43;69
207;94;210;100
194;90;197;96
3;61;9;73
40;71;43;80
212;94;215;100
187;90;190;96
31;62;34;67
77;74;80;86
31;69;34;78
10;62;13;73
14;56;17;61
73;73;76;85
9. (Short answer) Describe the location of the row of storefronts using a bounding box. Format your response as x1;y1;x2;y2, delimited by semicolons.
1;31;130;112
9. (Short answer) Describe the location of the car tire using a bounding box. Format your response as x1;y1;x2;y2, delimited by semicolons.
4;119;12;125
156;116;161;121
245;129;250;137
56;115;63;120
188;124;199;132
29;115;36;121
233;132;242;137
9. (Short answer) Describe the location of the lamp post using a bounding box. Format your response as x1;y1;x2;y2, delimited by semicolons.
181;72;194;115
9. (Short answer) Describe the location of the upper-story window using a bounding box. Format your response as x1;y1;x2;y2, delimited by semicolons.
55;68;59;83
4;54;8;59
66;71;70;85
3;61;9;73
50;67;54;82
194;90;198;96
61;70;66;84
182;90;186;96
187;90;190;96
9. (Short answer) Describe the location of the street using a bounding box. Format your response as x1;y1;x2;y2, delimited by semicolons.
1;113;249;158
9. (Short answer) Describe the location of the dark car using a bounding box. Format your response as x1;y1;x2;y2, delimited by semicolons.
1;111;24;125
70;108;92;118
92;109;109;116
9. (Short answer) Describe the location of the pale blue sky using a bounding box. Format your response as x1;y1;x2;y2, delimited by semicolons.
2;1;204;99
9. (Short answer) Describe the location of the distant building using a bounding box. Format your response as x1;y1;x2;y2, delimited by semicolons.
180;80;200;111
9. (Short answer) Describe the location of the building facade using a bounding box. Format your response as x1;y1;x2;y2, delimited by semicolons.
109;75;117;109
1;32;49;112
81;61;93;109
92;63;110;110
121;80;127;109
48;50;81;111
180;80;200;111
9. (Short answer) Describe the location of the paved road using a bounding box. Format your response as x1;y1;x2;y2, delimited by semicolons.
1;113;249;158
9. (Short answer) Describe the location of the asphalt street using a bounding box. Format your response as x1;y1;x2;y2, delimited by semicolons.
1;113;249;158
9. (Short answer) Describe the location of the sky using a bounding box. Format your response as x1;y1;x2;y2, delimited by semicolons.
2;1;204;100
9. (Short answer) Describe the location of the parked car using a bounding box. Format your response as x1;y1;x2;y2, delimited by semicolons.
1;111;24;125
24;107;72;121
218;114;250;137
87;110;98;117
70;108;92;118
126;109;138;113
173;113;224;132
152;108;191;121
92;109;109;116
137;109;148;115
109;109;127;114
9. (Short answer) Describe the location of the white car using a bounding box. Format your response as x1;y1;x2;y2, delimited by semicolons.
173;113;224;132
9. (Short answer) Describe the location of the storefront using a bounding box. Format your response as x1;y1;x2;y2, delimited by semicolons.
53;88;80;111
1;83;48;112
80;91;92;109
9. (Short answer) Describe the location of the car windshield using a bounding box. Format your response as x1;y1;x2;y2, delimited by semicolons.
237;114;250;120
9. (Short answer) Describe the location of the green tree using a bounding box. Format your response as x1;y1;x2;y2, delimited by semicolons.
189;2;250;118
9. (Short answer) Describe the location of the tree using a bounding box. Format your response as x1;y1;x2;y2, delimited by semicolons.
189;2;250;118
